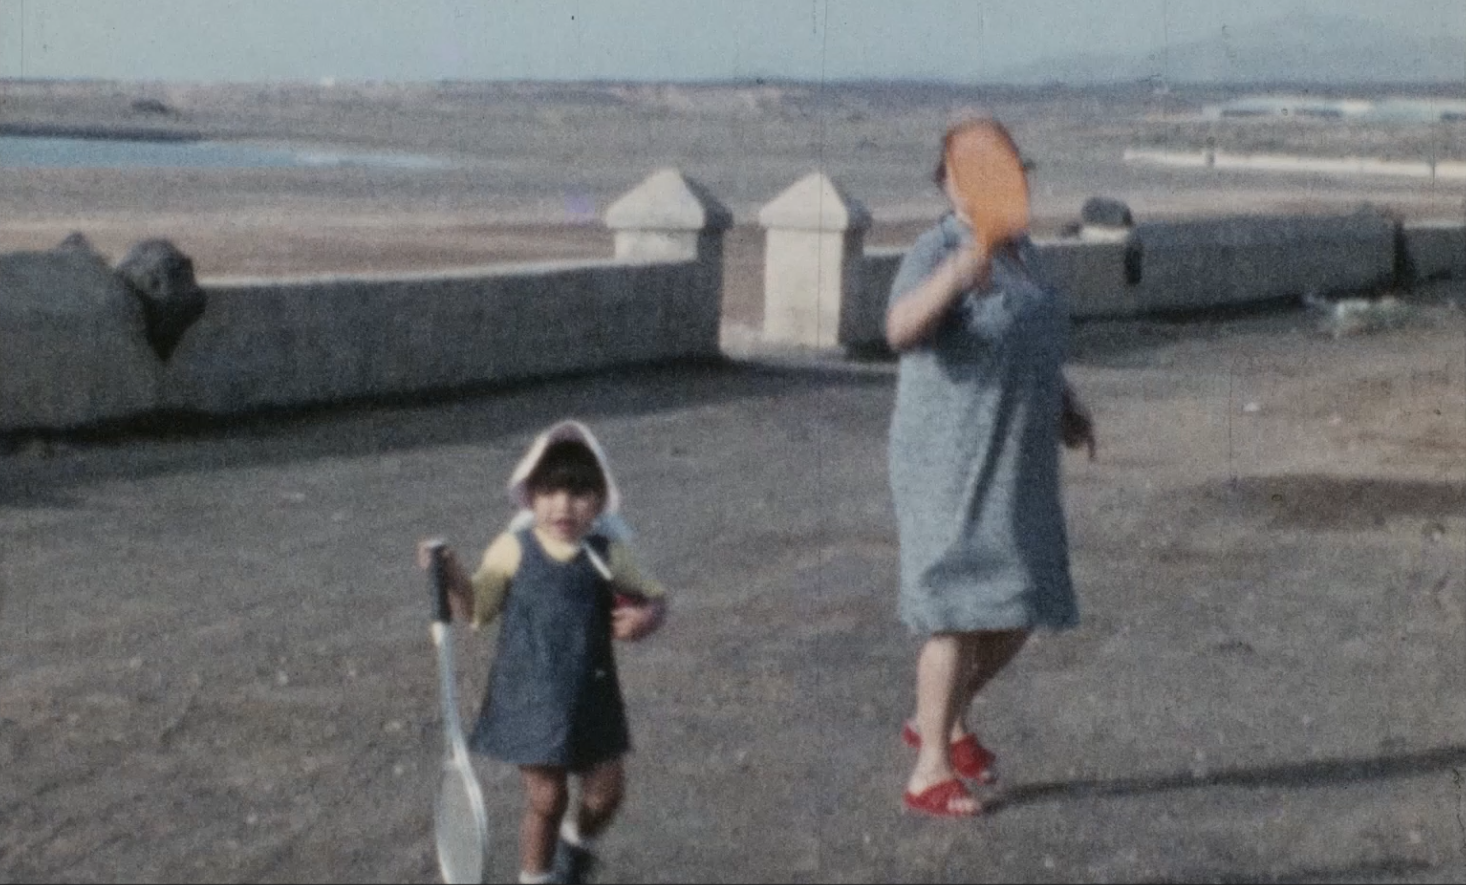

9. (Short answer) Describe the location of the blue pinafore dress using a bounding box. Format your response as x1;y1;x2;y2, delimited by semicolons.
468;530;631;770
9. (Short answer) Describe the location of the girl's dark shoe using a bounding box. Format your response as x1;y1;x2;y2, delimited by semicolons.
551;839;597;884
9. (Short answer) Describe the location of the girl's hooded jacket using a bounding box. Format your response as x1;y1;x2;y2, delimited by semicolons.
505;419;635;542
467;420;663;629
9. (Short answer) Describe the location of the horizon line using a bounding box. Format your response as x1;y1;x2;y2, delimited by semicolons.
5;75;1465;90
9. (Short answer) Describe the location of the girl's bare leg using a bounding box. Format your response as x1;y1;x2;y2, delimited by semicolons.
906;632;980;812
519;766;569;875
573;758;625;840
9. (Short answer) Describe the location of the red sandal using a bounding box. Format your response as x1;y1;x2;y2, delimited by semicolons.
902;721;998;784
902;777;982;818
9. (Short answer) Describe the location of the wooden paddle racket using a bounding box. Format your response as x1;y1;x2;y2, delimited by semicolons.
424;540;490;884
943;118;1031;252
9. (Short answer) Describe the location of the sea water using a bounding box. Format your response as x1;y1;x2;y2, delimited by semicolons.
0;135;455;170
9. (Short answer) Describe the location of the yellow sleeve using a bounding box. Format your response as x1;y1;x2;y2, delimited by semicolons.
606;540;667;600
469;533;521;629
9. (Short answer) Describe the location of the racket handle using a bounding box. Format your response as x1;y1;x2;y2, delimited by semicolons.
424;538;452;624
583;543;614;581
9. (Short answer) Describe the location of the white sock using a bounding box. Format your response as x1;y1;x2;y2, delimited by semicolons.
519;871;553;885
560;817;595;849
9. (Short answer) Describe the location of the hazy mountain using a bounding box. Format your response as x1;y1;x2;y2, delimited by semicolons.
997;10;1466;84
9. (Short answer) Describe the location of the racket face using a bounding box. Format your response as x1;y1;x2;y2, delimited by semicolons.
435;760;489;885
944;119;1030;251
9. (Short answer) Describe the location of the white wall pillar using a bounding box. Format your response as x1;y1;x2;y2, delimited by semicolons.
603;168;732;356
758;172;871;349
605;167;731;264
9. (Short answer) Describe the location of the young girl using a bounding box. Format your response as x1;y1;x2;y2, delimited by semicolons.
419;420;667;884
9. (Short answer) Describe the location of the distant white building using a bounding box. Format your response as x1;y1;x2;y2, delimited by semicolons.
1203;95;1466;123
1202;96;1373;120
1367;99;1466;123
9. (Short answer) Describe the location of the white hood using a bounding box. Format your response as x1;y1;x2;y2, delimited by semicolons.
505;419;634;541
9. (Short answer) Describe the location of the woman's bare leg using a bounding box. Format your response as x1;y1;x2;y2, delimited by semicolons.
952;629;1029;735
906;632;980;812
907;629;1029;741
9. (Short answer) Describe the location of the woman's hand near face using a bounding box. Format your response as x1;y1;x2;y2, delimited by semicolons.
886;242;991;353
946;244;987;293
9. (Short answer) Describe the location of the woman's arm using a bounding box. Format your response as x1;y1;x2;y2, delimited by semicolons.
885;243;991;352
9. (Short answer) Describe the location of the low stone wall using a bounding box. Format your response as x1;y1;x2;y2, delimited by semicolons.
161;259;717;416
844;239;1143;346
1127;211;1399;312
1;169;727;434
1;256;719;433
763;180;1447;350
1402;220;1466;283
847;247;905;348
835;210;1424;346
5;163;1465;434
1031;238;1137;319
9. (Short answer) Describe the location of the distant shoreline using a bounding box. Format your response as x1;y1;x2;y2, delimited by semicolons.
0;122;203;143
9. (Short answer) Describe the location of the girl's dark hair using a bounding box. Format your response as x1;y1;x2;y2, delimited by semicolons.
526;440;607;498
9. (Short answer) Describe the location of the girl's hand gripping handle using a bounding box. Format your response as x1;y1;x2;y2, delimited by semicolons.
423;538;453;625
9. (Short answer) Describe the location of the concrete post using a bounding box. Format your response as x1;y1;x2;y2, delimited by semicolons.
757;172;872;349
603;168;732;357
605;167;732;263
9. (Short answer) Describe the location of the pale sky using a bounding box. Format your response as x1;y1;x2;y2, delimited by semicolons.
0;0;1463;82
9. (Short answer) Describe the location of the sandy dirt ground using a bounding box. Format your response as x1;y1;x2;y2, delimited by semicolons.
3;81;1466;884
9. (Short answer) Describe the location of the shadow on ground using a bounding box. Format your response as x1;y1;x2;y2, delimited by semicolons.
990;743;1466;813
0;357;891;509
1191;474;1466;531
1142;856;1435;885
1069;298;1311;368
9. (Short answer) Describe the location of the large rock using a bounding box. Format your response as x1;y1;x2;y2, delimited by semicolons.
1080;196;1134;229
115;239;207;361
0;248;160;431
